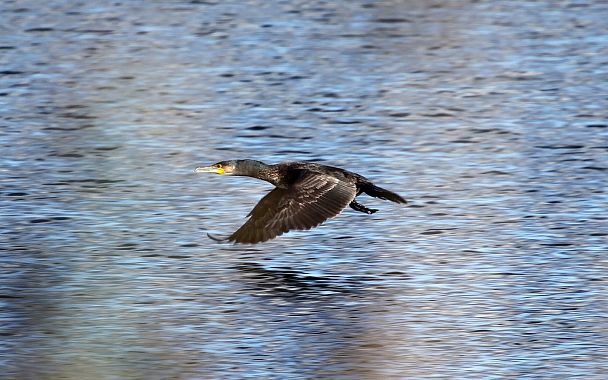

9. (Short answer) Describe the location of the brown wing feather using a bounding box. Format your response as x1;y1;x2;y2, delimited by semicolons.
227;187;286;244
228;171;357;244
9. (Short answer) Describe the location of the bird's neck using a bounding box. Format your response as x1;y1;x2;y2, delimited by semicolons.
236;160;281;186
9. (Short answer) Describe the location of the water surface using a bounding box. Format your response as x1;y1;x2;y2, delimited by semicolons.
1;0;607;379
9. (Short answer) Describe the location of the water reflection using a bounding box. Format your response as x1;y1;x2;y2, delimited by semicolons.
229;260;410;379
235;260;365;296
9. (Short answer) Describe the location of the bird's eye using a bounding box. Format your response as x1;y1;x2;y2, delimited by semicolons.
214;164;222;169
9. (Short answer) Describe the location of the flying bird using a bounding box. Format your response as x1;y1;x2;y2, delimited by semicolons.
195;159;407;244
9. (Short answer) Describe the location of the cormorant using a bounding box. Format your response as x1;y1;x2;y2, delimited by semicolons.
195;159;407;244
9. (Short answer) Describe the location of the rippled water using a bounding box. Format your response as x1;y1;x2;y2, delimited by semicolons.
2;0;607;379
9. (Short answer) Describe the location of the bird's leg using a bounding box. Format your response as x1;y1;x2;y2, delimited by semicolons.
349;200;378;214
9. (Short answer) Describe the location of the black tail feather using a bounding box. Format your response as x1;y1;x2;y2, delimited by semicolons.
363;184;407;204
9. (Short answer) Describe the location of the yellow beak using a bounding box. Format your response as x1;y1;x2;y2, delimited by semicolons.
195;166;225;175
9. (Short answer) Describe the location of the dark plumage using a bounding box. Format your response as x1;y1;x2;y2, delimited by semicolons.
195;159;407;244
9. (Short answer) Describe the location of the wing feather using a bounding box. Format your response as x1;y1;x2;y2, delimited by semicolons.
228;171;357;244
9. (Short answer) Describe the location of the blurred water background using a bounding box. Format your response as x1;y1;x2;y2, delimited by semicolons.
1;0;607;379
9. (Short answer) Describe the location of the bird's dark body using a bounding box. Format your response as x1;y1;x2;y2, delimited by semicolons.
195;160;407;244
265;162;360;192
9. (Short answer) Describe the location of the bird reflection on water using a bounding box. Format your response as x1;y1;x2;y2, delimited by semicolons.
233;260;367;299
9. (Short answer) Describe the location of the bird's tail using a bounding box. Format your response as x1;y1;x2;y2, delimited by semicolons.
363;183;407;204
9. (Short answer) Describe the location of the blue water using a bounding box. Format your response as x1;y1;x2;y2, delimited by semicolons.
2;0;607;379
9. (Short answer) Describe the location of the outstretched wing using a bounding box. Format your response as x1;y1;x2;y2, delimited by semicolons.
228;171;357;244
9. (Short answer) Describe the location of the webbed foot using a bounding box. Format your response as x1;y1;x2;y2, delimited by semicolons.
349;200;378;214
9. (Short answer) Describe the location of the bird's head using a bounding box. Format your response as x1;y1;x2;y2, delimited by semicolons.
195;161;236;175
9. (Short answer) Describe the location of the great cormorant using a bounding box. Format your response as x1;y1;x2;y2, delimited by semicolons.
195;159;407;244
